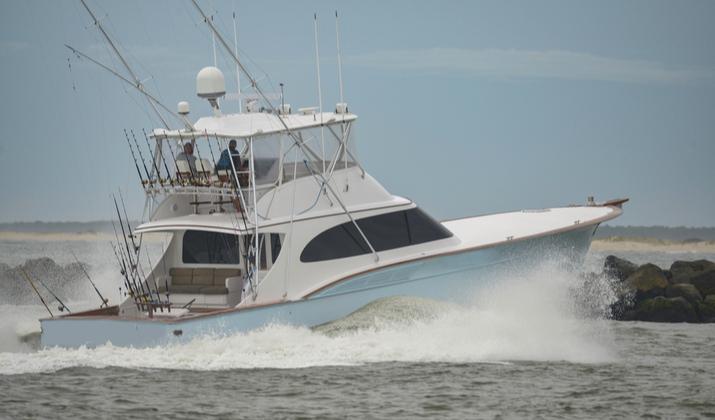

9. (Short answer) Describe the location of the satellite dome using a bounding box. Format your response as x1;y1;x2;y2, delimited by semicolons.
196;66;226;99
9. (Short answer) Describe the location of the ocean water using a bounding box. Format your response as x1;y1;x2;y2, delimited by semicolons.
1;239;714;419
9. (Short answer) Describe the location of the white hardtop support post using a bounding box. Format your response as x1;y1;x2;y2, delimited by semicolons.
190;0;379;263
249;137;260;300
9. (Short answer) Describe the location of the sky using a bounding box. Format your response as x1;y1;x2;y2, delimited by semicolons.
0;0;714;226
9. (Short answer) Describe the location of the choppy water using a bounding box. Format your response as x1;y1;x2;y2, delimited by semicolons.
1;239;714;419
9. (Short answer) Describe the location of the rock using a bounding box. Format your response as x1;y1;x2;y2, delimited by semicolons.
632;296;698;323
691;268;715;296
626;263;668;300
604;255;638;281
665;283;702;306
697;295;715;323
670;260;715;284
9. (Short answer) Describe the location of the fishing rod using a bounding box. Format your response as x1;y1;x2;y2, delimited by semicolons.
125;129;153;188
113;194;149;303
141;239;164;312
118;188;149;298
132;129;164;187
163;136;185;186
143;129;173;187
34;274;72;313
70;250;109;308
19;268;53;318
110;241;141;310
110;241;132;296
123;128;147;187
118;189;139;254
110;218;140;302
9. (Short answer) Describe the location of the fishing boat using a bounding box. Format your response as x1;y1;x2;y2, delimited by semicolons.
40;1;625;348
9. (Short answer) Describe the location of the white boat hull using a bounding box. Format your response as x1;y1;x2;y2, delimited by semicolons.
41;223;598;348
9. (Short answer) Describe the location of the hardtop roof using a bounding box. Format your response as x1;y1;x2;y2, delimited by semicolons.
152;111;357;139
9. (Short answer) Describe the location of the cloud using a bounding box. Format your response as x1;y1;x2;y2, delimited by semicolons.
347;48;714;85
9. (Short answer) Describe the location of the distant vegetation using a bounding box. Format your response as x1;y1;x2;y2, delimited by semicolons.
595;226;715;242
0;221;133;234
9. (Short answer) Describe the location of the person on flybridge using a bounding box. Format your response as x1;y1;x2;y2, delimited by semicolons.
176;142;197;176
215;139;242;175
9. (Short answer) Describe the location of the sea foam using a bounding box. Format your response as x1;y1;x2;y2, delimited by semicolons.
0;261;618;375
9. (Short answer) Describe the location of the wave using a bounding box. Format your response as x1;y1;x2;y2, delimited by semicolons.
0;262;618;375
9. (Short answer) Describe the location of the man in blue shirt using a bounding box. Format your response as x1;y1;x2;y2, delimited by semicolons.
216;139;242;174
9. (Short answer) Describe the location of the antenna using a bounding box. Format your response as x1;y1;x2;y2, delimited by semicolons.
211;14;218;67
335;10;344;104
233;10;241;113
280;83;285;108
314;13;326;174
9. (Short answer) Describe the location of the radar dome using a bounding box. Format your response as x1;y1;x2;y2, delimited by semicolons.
196;66;226;99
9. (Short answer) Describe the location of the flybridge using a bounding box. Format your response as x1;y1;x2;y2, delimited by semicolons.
152;110;357;139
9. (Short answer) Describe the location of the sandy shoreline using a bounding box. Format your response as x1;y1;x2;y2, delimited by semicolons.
2;231;714;253
590;239;715;253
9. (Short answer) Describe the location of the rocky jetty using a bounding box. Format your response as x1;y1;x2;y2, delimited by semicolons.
606;256;715;323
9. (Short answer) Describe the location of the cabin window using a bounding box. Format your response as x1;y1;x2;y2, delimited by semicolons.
270;233;282;264
182;230;241;264
300;208;452;263
405;207;454;245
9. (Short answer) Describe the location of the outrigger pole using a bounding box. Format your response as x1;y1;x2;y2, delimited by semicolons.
70;250;109;308
190;0;380;263
78;0;175;131
19;268;53;318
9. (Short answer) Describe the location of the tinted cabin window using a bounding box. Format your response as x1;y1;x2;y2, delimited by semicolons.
406;207;454;244
244;234;269;269
300;208;452;263
182;230;240;264
270;233;282;264
358;210;411;251
300;223;370;262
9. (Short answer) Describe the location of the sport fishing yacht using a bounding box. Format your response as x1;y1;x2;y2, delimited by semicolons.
40;1;625;348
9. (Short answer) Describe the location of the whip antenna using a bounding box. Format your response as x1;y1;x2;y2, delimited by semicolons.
314;13;326;174
233;10;242;113
335;10;344;104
